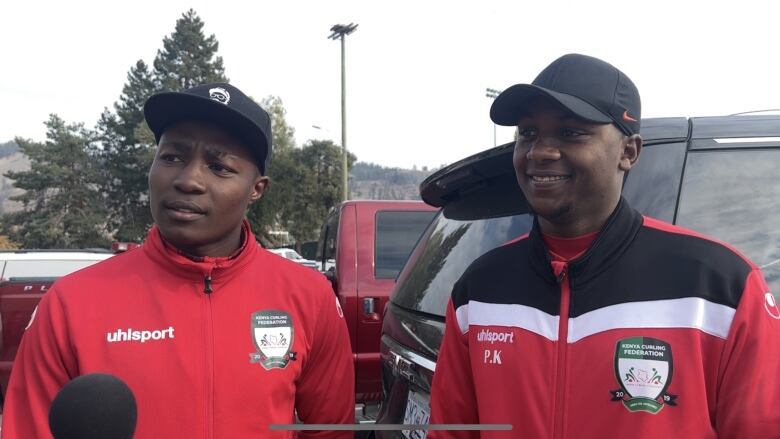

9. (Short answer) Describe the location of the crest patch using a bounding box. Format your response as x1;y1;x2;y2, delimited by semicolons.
209;87;230;105
610;337;678;414
249;310;294;370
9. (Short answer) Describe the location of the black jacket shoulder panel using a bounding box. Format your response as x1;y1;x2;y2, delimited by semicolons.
449;197;751;319
572;224;752;316
451;237;560;316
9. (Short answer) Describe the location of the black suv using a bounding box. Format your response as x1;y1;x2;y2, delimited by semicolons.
375;115;780;438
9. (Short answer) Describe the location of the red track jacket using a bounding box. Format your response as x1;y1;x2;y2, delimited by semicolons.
2;222;355;438
429;200;780;439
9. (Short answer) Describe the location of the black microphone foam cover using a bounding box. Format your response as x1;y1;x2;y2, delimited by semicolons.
48;373;137;439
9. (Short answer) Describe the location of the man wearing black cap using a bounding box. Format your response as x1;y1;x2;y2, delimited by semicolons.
3;83;356;438
428;54;779;438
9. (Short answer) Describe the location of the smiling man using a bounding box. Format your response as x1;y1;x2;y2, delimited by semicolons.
428;54;780;438
3;83;355;438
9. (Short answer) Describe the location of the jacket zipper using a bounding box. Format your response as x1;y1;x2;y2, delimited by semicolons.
552;262;570;439
204;275;213;294
203;270;215;439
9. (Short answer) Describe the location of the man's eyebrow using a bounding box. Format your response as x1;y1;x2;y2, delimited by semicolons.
159;142;239;160
158;140;192;152
204;146;235;160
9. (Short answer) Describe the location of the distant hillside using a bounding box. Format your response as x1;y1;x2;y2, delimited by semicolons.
0;140;19;159
0;141;27;214
350;162;437;200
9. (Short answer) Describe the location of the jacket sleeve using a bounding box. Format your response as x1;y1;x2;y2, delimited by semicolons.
428;298;479;439
715;267;780;439
2;286;78;439
294;282;355;439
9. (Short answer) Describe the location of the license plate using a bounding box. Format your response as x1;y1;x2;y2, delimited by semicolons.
402;391;430;439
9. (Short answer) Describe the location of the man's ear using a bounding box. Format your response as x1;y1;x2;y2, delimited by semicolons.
619;134;642;172
248;176;270;205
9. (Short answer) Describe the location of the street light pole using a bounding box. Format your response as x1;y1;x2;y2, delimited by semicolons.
486;88;502;147
329;23;358;201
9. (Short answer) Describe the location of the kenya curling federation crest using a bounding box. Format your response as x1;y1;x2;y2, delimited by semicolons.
249;310;294;370
610;337;678;414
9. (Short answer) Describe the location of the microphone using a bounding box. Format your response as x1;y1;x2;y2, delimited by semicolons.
48;373;137;439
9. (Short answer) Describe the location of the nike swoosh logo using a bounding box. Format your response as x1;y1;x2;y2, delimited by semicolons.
623;110;638;122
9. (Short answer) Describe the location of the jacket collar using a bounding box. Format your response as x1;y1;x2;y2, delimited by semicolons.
528;197;643;289
142;219;259;283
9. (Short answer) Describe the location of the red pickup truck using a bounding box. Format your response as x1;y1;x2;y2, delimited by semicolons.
316;200;437;419
0;250;116;407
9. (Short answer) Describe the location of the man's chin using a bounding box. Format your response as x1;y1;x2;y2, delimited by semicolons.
528;201;572;223
157;225;208;250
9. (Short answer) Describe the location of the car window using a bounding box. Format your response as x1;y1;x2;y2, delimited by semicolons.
676;148;780;298
623;142;687;222
317;211;339;271
375;210;437;279
392;211;533;316
1;259;105;279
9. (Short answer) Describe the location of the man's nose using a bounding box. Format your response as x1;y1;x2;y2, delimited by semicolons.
173;162;207;193
526;136;561;162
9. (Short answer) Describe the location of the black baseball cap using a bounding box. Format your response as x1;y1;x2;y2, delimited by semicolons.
144;83;273;174
490;54;641;135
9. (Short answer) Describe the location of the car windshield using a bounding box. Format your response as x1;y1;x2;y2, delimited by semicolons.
391;210;533;317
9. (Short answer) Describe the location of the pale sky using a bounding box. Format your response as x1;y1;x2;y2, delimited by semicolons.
2;0;779;169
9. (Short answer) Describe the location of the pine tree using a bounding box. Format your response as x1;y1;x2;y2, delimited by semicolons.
1;115;109;248
113;60;156;144
95;110;155;242
96;59;157;241
99;9;229;241
153;9;227;92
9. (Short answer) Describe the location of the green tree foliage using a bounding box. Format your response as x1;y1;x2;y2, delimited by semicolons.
246;96;297;244
281;139;355;245
153;9;227;91
246;96;355;248
3;10;355;251
262;96;296;153
98;9;228;241
113;60;156;144
1;115;109;248
95;110;155;242
96;60;157;241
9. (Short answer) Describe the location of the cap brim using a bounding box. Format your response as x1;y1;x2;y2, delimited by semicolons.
144;93;269;171
490;84;613;126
